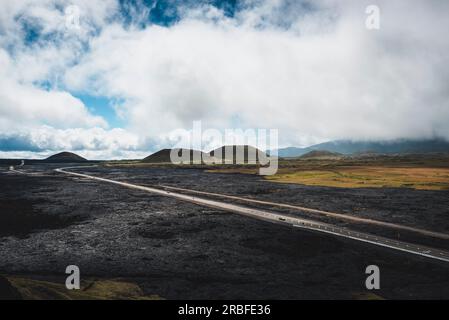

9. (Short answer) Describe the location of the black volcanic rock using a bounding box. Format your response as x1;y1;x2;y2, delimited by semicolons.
44;151;87;163
0;276;21;300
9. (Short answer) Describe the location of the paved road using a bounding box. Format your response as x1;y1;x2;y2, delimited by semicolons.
53;166;449;263
160;185;449;240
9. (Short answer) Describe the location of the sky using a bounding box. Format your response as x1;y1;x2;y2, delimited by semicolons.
0;0;448;159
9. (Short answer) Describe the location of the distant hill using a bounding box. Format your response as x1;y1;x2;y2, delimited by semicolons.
300;150;343;159
275;139;449;158
142;148;206;164
44;152;87;163
143;146;269;164
209;145;268;164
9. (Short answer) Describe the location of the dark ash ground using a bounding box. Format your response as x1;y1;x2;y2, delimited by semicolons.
1;164;448;299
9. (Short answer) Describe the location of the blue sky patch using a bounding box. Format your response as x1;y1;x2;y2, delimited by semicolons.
74;94;126;128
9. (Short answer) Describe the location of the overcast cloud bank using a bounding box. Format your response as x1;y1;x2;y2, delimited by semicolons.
0;0;448;159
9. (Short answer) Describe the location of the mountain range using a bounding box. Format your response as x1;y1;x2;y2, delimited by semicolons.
273;139;449;158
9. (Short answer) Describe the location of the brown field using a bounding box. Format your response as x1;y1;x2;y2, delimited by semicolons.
205;155;449;190
265;166;449;190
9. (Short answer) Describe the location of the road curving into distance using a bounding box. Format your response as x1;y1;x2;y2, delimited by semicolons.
54;166;449;263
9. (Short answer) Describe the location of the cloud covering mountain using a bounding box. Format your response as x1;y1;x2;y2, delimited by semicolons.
1;0;448;159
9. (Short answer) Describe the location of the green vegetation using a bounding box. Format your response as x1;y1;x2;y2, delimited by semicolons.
352;292;384;300
6;276;162;300
299;150;343;159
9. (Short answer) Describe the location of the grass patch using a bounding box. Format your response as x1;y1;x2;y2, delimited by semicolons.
6;276;163;300
266;166;449;190
205;155;449;190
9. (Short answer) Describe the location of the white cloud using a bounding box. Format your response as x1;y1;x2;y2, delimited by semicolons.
1;0;449;159
0;0;132;159
0;126;146;160
64;0;449;147
0;48;106;130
